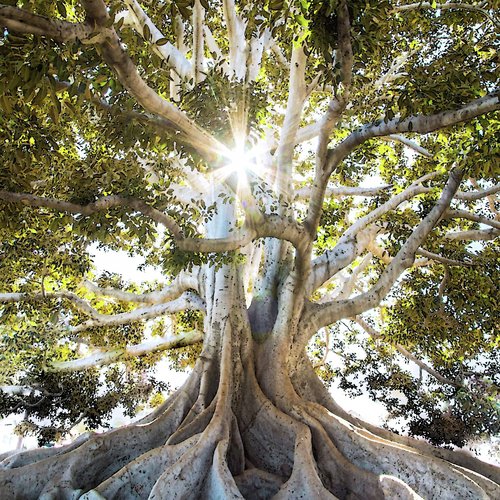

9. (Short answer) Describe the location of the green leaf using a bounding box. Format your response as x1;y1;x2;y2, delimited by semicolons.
155;38;169;46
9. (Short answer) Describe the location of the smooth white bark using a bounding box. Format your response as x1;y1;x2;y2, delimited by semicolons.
49;330;203;372
123;0;192;79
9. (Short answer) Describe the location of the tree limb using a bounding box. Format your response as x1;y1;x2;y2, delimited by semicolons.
379;134;433;158
47;330;203;372
70;291;205;334
0;190;183;239
0;291;101;319
416;248;475;267
307;174;436;294
295;184;392;201
455;183;500;201
123;0;192;79
0;4;95;43
325;91;500;176
83;269;201;304
192;0;205;83
79;0;225;160
305;169;463;333
444;208;500;230
393;2;499;28
444;228;500;241
354;316;463;388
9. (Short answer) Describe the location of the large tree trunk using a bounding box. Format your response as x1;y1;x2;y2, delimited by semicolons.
0;265;499;499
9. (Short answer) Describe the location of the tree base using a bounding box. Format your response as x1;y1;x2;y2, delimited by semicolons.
0;351;498;499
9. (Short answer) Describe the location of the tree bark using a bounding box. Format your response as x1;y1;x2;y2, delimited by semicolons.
0;263;498;499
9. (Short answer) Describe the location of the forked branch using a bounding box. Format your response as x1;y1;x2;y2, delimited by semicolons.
304;169;463;335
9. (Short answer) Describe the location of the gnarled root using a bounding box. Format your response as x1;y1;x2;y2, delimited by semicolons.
1;343;498;499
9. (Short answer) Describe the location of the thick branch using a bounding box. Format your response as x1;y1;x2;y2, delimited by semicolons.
275;45;308;195
306;169;462;332
192;0;205;83
123;0;191;79
70;292;205;334
222;0;247;80
325;91;500;175
0;4;94;43
79;0;224;160
178;214;307;254
48;330;203;372
336;0;353;92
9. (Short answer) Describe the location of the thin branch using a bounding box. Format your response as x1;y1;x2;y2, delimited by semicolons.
0;190;183;239
367;240;430;268
335;252;373;300
469;178;499;219
379;134;433;158
444;228;500;241
416;248;475;267
47;330;203;372
0;291;100;319
455;183;500;201
295;184;392;201
354;316;463;388
313;328;331;369
444;208;500;230
393;2;499;28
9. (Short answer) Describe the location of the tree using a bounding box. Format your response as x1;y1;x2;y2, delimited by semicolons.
0;0;499;497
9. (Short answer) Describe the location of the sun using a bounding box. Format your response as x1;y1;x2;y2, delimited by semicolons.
216;139;270;186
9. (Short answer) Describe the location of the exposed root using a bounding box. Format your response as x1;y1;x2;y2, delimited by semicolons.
0;431;94;469
273;426;337;499
1;328;498;499
307;402;497;499
293;354;500;485
234;469;283;499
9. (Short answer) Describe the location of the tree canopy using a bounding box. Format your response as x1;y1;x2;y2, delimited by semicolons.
0;0;499;498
